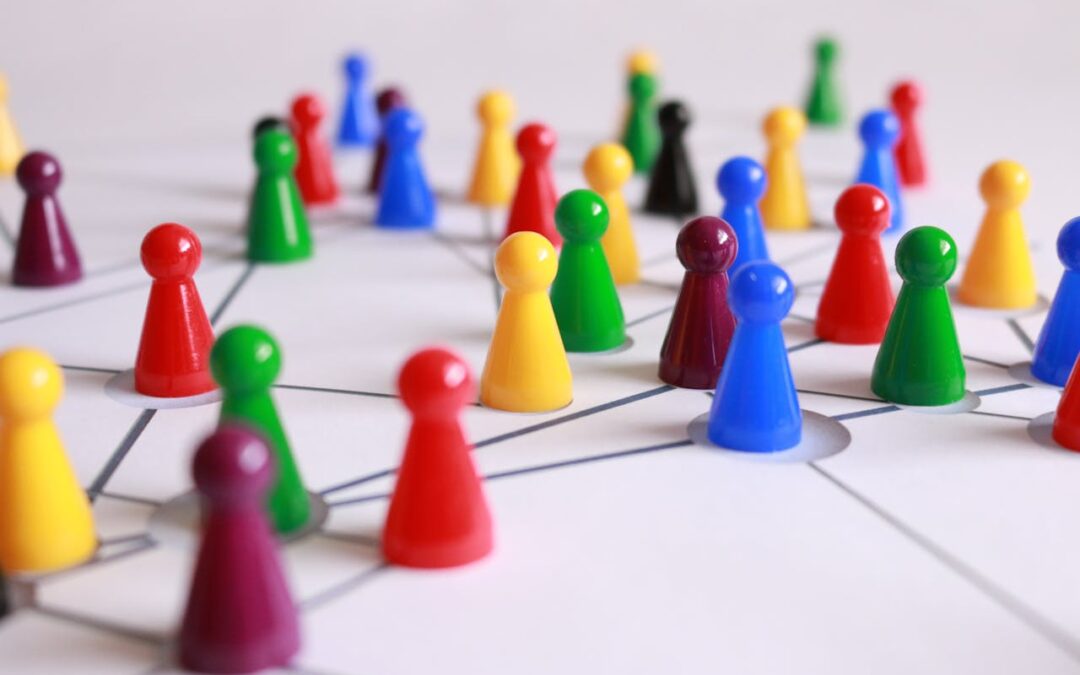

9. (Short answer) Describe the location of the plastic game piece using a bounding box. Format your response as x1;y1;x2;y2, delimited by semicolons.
1032;218;1080;386
707;262;801;452
178;425;300;674
0;348;96;573
134;224;216;398
854;109;903;233
290;93;340;206
504;123;560;245
584;142;638;284
622;72;661;175
815;185;895;344
252;115;287;140
717;156;769;271
1054;367;1080;450
805;37;843;127
467;90;519;206
480;232;572;412
0;74;24;176
658;216;737;389
890;81;928;187
383;348;494;568
957;160;1036;309
644;101;698;216
376;108;436;229
336;52;379;147
551;190;626;352
12;151;82;287
211;325;310;535
366;87;407;194
759;107;811;231
247;129;312;263
871;226;965;406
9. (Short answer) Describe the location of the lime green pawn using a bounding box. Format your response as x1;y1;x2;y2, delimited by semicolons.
805;37;843;127
622;73;660;175
551;190;626;352
247;129;313;263
211;325;310;534
871;227;966;406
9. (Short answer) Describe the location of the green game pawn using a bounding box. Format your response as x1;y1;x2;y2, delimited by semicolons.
805;37;843;127
622;72;660;175
550;189;626;352
871;226;966;406
211;325;311;534
247;129;313;263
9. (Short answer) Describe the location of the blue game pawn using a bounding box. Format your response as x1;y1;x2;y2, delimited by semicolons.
376;108;436;229
854;109;903;233
707;261;801;452
1032;217;1080;386
717;156;769;272
336;52;379;147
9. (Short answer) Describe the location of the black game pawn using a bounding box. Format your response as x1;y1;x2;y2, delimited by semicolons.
252;116;288;141
643;101;698;217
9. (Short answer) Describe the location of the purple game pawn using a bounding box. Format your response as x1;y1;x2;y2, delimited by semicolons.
178;425;300;674
366;86;407;194
12;151;82;287
658;216;738;389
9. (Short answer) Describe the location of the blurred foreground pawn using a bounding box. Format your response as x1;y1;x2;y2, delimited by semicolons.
12;151;82;287
551;190;625;352
658;217;737;389
708;263;801;451
804;37;843;127
247;130;312;263
760;107;810;231
504;123;559;245
134;224;215;397
178;426;300;674
336;52;378;147
211;326;310;535
584;143;638;284
890;81;928;187
957;160;1036;309
0;75;23;175
480;232;572;412
872;227;964;405
376;108;435;229
1033;218;1080;386
383;348;494;568
252;116;287;141
0;348;96;573
644;101;697;216
291;93;339;206
815;185;894;344
1054;366;1080;450
366;87;407;194
717;157;768;271
854;110;903;233
622;70;661;175
467;90;518;206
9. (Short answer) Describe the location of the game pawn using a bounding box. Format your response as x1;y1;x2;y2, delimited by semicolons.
504;123;559;245
804;37;843;127
854;109;903;233
383;347;494;568
290;93;340;206
890;80;928;187
618;50;658;147
622;69;661;175
644;100;698;216
247;129;313;263
12;151;82;287
584;142;638;284
717;156;769;271
760;107;811;231
0;74;24;175
178;425;301;674
1032;217;1080;386
336;52;379;147
658;216;737;389
367;87;407;194
467;90;519;206
376;108;436;229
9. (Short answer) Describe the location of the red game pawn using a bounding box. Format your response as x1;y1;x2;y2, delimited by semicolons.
383;347;493;568
815;185;895;344
290;93;340;206
890;81;928;187
134;224;215;397
12;151;82;287
503;123;560;246
1054;360;1080;450
366;87;407;194
179;426;300;674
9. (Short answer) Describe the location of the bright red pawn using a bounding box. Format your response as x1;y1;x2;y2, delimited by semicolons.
382;347;494;568
890;81;928;187
815;185;895;344
1054;364;1080;451
134;223;215;398
503;123;560;246
290;93;340;206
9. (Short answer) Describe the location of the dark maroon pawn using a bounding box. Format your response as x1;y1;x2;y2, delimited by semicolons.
366;86;407;194
12;151;82;287
179;425;300;674
658;216;738;389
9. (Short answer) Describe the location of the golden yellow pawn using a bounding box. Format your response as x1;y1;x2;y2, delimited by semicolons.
467;90;519;207
759;106;811;230
0;348;96;574
584;143;639;285
957;160;1037;309
626;49;658;75
0;74;25;176
481;232;572;412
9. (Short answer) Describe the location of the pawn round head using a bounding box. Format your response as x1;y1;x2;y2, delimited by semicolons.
253;129;298;173
895;226;957;286
0;347;62;421
815;37;839;64
141;223;202;281
1057;216;1080;271
516;123;556;163
16;151;62;195
555;189;609;243
626;49;658;75
657;100;690;134
476;90;515;126
494;231;558;293
729;262;794;324
583;142;633;192
291;93;325;127
716;156;767;204
890;80;922;113
383;108;423;149
858;109;900;149
398;347;475;417
376;87;407;116
628;72;657;101
210;325;282;394
676;216;737;274
192;425;273;503
762;107;806;145
252;115;287;141
834;184;890;236
979;159;1030;210
343;53;369;80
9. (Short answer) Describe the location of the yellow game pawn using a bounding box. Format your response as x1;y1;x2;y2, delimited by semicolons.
584;143;639;285
467;90;519;207
957;160;1037;309
626;48;658;75
481;232;572;412
0;74;25;176
0;348;96;574
759;106;811;231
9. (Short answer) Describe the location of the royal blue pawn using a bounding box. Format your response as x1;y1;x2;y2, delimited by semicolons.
717;156;769;272
707;261;802;452
1032;217;1080;385
854;109;903;233
336;52;379;147
376;108;436;229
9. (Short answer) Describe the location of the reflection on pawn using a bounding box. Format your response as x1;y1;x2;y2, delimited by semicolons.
643;101;697;216
247;129;312;263
1032;217;1080;386
376;108;435;229
853;109;903;233
13;151;83;287
717;156;769;271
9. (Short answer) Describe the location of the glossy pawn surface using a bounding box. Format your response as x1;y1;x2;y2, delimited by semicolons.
247;129;312;263
383;348;494;568
178;426;300;674
717;156;769;271
659;216;737;389
805;37;843;127
759;107;811;231
890;81;928;187
644;101;698;216
0;348;96;573
504;123;560;245
336;52;379;147
584;142;638;284
0;74;23;176
290;93;340;206
622;72;660;175
366;87;407;194
376;108;435;229
854;109;903;233
12;151;82;287
467;90;519;206
1033;218;1080;386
